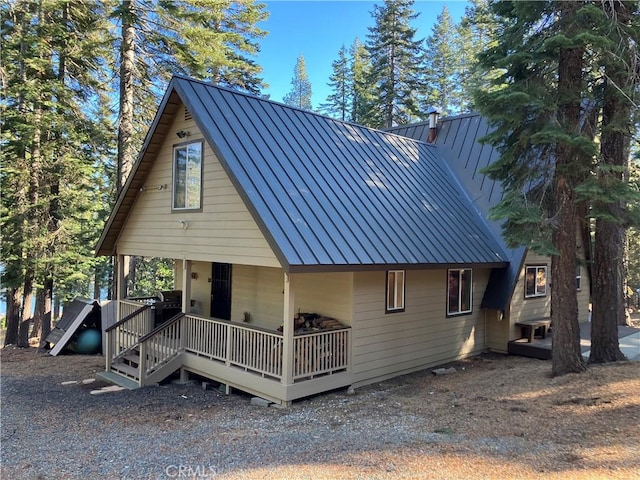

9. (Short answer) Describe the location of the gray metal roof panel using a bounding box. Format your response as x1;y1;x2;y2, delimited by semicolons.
173;77;507;269
387;113;528;310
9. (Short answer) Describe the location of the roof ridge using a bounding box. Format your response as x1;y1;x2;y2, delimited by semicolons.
170;75;437;147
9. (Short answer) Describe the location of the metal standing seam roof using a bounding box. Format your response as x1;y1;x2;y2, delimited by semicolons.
387;113;528;310
97;76;508;273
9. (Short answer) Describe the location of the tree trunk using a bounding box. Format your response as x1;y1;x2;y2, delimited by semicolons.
18;274;34;348
4;288;22;346
117;0;136;192
551;1;586;376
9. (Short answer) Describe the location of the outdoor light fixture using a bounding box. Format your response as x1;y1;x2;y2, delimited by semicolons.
176;130;190;139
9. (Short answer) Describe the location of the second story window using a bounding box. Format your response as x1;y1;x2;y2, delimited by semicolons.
173;141;203;210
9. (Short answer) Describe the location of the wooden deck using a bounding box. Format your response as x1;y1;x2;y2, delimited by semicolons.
508;321;639;360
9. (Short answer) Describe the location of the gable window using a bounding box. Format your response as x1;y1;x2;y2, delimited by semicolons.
525;265;547;298
173;141;203;210
448;269;472;315
386;270;405;313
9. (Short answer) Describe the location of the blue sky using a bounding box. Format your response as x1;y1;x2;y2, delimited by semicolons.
257;0;470;107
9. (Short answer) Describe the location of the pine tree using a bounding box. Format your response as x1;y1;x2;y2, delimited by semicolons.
283;53;313;110
475;0;599;375
422;6;459;115
1;1;112;345
350;38;375;125
112;0;269;190
366;0;425;128
321;44;350;121
588;0;640;363
456;0;498;112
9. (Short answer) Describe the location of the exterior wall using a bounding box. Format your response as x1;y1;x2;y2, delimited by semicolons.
508;251;552;340
576;265;591;323
117;103;280;268
293;272;354;326
231;265;284;329
351;268;491;388
484;308;509;353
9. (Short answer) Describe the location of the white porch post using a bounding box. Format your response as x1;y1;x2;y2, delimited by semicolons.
116;254;128;321
282;272;295;386
181;259;192;314
179;258;192;383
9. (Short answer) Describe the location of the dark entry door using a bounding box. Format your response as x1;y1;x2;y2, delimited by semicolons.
211;263;232;320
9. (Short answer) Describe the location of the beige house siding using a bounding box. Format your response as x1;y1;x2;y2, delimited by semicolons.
117;103;280;268
293;272;354;326
484;308;509;353
350;268;490;388
231;265;284;329
508;252;551;340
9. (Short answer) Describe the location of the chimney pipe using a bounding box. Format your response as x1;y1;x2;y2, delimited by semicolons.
427;109;439;143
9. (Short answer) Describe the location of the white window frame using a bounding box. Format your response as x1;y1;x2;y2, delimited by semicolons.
172;141;203;211
525;265;547;298
447;268;472;316
386;270;405;313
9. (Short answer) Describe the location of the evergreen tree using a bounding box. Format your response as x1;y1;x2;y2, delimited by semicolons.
456;0;498;112
350;37;375;125
475;0;598;375
587;0;640;363
422;6;459;115
365;0;425;128
1;1;113;345
321;44;350;121
111;0;269;190
283;53;313;110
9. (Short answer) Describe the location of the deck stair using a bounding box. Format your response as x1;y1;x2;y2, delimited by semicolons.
101;309;185;389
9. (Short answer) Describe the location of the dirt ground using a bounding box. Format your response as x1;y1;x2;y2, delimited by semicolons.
1;341;639;479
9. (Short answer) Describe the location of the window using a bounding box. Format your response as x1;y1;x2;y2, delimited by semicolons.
525;265;547;298
386;270;405;313
448;269;472;315
576;266;582;291
173;141;203;210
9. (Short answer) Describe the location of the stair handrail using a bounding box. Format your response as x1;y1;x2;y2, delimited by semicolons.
138;312;184;343
105;303;152;333
138;313;185;384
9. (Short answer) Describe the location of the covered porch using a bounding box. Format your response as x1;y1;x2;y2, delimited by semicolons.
101;256;353;405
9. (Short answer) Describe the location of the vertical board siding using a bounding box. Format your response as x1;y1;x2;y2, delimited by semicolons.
117;103;280;268
351;268;491;386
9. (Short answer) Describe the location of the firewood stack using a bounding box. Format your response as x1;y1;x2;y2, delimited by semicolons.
277;312;346;334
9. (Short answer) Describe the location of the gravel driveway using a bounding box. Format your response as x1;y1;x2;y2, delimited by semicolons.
2;347;639;479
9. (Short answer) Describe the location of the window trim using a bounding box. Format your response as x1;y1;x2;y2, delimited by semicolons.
172;140;204;211
385;270;405;313
524;265;548;298
447;268;473;316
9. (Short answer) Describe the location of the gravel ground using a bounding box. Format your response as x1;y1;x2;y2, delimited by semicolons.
1;346;639;480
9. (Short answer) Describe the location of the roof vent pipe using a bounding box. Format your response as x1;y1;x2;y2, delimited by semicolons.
428;109;439;143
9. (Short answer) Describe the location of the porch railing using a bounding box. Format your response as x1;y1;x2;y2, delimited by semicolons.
293;328;350;380
107;303;350;385
181;314;350;382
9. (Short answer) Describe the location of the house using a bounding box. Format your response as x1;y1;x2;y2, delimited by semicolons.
96;76;589;405
387;114;591;355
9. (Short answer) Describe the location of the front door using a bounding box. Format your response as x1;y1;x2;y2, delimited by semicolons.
211;263;232;320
